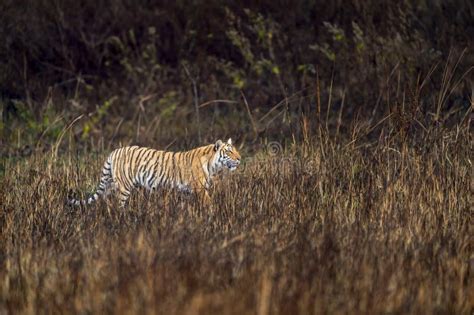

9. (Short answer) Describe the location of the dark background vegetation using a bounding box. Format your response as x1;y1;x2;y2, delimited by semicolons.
1;1;473;314
1;0;473;152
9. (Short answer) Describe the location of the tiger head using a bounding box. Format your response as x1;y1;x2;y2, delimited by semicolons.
214;138;241;171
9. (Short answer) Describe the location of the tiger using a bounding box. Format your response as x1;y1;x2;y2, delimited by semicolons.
68;138;241;207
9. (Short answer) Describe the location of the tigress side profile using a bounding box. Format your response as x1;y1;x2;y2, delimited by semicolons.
68;138;241;206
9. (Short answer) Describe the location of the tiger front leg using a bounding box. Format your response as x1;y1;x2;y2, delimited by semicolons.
201;190;212;206
194;187;212;207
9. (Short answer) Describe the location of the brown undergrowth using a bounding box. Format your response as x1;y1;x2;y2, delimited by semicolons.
1;115;472;314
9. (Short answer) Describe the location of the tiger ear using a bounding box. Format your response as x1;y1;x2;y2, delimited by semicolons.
227;138;232;145
214;140;223;151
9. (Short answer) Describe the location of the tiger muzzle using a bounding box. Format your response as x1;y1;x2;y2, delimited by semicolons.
226;159;240;171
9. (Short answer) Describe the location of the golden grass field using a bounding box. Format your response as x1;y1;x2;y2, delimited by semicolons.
2;2;473;313
1;114;472;314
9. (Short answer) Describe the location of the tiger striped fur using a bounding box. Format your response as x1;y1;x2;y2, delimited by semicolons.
68;138;241;206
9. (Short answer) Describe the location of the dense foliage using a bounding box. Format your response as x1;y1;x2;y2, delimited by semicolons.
1;1;473;153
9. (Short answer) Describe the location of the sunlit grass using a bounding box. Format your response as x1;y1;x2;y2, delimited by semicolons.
1;115;471;314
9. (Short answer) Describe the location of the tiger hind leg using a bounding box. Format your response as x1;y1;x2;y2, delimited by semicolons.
117;186;132;207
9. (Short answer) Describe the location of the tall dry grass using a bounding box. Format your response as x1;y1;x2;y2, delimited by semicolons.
1;110;472;314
